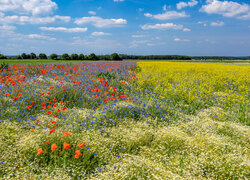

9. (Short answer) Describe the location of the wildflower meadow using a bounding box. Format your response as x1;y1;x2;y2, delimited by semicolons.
0;61;249;179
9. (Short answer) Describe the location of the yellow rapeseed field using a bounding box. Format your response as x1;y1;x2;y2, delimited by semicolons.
136;61;250;125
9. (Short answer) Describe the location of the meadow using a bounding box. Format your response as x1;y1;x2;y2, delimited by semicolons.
0;61;249;179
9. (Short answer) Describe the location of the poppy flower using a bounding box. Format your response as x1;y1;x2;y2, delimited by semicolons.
49;86;54;89
64;132;70;136
63;142;70;149
74;150;82;158
62;107;67;111
51;121;56;124
51;144;58;151
46;141;51;144
104;82;109;87
49;128;56;134
37;148;44;155
78;142;86;148
47;111;52;115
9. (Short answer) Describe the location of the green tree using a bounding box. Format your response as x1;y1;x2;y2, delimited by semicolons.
21;53;27;59
17;55;22;59
61;53;71;60
88;53;99;60
71;54;79;60
50;53;58;60
79;53;85;60
110;53;122;61
30;52;37;59
38;53;47;59
0;54;6;59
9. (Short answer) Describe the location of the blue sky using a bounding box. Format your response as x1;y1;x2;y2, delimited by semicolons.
0;0;250;56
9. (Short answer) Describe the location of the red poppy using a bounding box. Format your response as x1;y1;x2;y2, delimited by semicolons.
49;128;56;134
51;144;58;151
37;148;44;155
78;142;86;148
63;142;70;149
74;150;82;158
64;132;70;136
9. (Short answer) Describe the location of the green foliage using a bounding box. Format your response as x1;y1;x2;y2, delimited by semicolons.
97;71;116;81
88;53;99;60
0;54;7;59
49;53;58;60
30;53;37;59
79;53;85;60
38;53;48;59
111;53;122;61
70;54;79;60
61;53;70;60
0;62;9;70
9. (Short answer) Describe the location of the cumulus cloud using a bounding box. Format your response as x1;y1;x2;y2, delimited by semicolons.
0;15;70;24
183;28;191;31
200;0;250;19
114;0;124;2
75;16;127;28
132;35;145;38
0;25;16;30
91;32;111;36
40;27;87;33
174;38;190;42
24;33;56;41
210;21;224;26
144;11;189;20
88;11;96;15
129;40;149;48
0;0;57;15
141;23;183;30
177;0;198;10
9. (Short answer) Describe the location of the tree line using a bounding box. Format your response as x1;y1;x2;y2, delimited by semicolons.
0;53;194;60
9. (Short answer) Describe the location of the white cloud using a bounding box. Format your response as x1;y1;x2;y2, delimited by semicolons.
174;38;190;42
129;40;149;48
75;16;127;28
0;25;16;30
24;33;55;41
177;0;198;10
144;11;189;20
0;15;70;24
114;0;124;2
88;11;96;15
183;28;191;31
0;0;57;15
132;35;145;38
141;23;183;30
238;12;250;20
198;21;208;27
147;42;165;46
91;32;111;36
163;5;167;11
210;21;224;26
40;27;87;33
200;0;250;19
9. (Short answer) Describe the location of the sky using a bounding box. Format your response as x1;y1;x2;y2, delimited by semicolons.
0;0;250;56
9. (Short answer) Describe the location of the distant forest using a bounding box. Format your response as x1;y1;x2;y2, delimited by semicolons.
0;53;249;60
